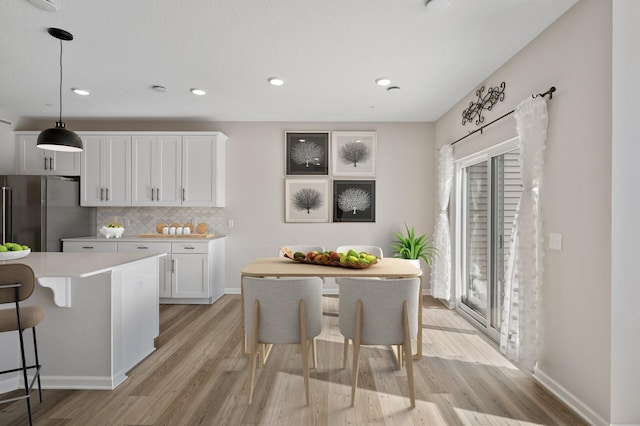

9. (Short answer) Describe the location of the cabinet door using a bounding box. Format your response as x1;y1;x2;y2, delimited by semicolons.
103;136;131;205
17;134;47;175
131;136;155;205
154;136;182;206
181;135;224;207
51;150;81;176
171;253;208;298
80;136;105;206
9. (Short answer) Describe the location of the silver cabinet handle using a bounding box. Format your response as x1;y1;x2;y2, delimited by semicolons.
156;188;160;201
137;246;148;250
44;157;48;170
49;157;54;170
106;188;109;201
182;188;185;202
151;188;155;201
82;246;94;249
184;246;195;250
100;188;104;201
171;259;175;273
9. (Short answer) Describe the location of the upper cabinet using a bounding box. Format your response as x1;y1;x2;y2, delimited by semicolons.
131;135;182;206
80;135;132;206
17;133;81;176
77;131;227;207
182;135;226;207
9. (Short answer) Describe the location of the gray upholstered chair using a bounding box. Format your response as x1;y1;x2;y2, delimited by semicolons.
243;276;324;405
0;264;44;426
338;277;420;407
335;245;384;259
278;245;325;258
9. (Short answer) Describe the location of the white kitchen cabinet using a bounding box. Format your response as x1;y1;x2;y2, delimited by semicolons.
62;236;226;304
80;135;131;206
62;240;118;253
131;135;182;206
17;133;81;176
181;135;226;207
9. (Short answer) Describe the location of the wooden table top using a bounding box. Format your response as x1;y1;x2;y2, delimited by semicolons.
241;257;422;278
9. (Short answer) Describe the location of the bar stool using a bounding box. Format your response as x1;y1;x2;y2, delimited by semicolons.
0;264;44;426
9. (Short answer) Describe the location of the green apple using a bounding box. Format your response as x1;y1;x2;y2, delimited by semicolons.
22;245;29;250
0;246;8;252
347;249;359;258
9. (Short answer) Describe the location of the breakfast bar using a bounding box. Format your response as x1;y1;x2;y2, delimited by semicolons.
0;252;163;391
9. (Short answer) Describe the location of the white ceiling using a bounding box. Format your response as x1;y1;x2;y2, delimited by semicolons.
0;0;577;123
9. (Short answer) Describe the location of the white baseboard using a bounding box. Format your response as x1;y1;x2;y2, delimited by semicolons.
0;374;18;394
533;367;608;426
28;374;127;390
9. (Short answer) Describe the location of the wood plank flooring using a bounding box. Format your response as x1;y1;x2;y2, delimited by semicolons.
0;296;587;425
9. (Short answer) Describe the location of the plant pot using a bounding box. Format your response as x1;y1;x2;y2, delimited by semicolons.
404;258;421;271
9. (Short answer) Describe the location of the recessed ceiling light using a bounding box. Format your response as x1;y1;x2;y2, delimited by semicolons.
268;77;284;86
375;77;392;86
71;88;90;96
152;85;167;93
190;88;206;96
28;0;58;12
386;86;401;91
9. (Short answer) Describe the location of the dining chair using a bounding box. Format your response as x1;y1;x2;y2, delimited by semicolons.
335;245;384;259
338;277;420;407
0;264;44;426
278;245;325;258
243;276;323;405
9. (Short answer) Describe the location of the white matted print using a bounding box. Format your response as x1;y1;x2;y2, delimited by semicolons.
285;179;330;223
331;131;376;176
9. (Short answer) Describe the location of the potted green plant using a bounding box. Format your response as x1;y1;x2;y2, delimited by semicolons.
391;224;437;268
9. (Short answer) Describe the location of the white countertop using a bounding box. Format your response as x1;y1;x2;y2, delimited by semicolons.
0;252;165;278
62;235;226;243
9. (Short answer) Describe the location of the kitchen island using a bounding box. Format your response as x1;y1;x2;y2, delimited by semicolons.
0;252;163;391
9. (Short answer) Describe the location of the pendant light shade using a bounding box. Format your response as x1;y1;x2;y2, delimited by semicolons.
38;28;83;152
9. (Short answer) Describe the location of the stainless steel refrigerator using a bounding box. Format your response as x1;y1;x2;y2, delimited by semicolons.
1;175;96;252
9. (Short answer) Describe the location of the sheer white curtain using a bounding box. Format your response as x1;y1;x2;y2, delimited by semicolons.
431;144;454;300
500;96;548;370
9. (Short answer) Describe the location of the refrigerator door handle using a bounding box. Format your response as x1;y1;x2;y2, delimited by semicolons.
1;187;12;244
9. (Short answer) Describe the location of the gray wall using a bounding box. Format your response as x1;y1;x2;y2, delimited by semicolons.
435;0;617;423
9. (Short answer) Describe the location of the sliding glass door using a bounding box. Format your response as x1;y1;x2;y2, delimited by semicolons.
456;140;521;339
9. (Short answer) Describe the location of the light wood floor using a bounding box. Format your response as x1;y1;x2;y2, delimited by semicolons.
0;295;586;425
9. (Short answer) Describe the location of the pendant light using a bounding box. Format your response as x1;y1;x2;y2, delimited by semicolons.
37;28;83;152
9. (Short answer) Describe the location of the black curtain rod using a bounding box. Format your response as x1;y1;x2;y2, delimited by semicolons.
450;86;556;147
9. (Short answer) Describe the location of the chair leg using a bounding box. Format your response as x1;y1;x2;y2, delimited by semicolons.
351;300;362;407
402;301;416;408
342;336;349;369
15;299;33;426
299;300;310;406
32;327;42;403
248;300;260;405
397;344;404;369
311;337;318;369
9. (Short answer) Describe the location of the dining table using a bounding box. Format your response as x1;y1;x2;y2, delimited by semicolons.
240;256;424;360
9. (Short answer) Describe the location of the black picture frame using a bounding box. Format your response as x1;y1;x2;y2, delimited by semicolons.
332;180;376;222
285;131;330;176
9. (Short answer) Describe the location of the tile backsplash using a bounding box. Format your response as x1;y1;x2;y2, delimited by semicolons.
97;207;225;236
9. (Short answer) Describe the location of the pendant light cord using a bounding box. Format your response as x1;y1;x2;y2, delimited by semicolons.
58;39;63;123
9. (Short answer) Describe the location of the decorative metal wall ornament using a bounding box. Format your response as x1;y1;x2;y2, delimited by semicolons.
462;82;506;126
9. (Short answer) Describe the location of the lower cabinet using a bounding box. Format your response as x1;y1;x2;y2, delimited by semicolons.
63;238;225;304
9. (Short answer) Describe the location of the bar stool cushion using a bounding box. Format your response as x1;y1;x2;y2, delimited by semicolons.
0;306;45;333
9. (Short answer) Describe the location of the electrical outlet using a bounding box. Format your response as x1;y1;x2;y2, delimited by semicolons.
228;219;234;228
135;278;144;293
549;233;562;251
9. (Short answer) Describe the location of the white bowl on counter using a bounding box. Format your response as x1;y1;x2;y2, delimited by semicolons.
0;248;31;261
100;226;125;239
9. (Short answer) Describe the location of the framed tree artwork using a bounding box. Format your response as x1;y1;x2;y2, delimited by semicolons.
332;180;375;222
331;131;376;177
285;179;330;223
285;131;330;176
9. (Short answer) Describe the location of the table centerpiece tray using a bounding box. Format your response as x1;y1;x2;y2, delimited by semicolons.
279;247;379;269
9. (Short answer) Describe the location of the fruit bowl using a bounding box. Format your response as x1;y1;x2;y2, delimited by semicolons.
100;226;125;239
280;247;379;269
0;248;31;261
